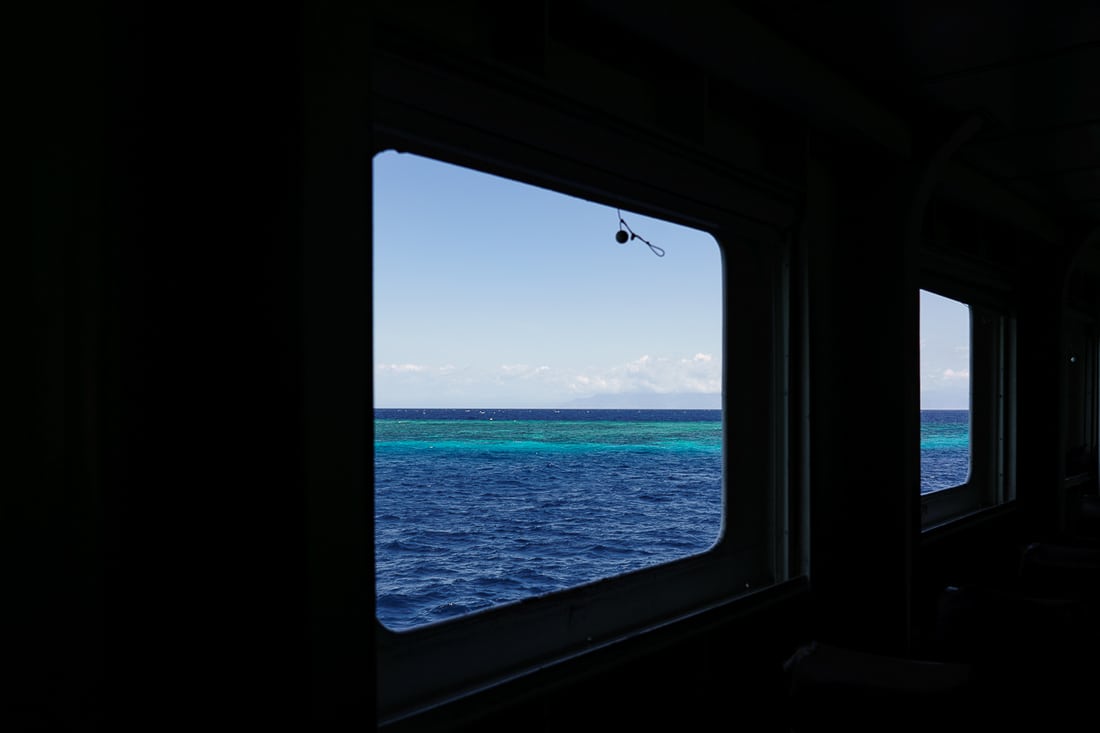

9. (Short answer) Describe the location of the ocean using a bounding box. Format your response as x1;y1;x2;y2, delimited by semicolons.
919;409;971;492
375;407;969;631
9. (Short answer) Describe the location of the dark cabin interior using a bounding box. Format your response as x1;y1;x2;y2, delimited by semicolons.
27;1;1100;730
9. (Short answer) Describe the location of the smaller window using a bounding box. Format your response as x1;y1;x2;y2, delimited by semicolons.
920;288;1014;528
920;291;971;494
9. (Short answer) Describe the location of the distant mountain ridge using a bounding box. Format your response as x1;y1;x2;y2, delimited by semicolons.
561;392;721;409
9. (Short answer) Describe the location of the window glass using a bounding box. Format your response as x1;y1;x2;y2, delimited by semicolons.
373;150;724;631
920;289;971;494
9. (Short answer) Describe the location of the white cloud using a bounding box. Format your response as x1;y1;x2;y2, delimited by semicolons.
919;364;970;409
496;364;554;380
374;354;721;407
567;353;721;396
376;363;427;373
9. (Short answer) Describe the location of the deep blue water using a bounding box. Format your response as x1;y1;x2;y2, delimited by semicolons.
920;409;970;493
375;408;969;631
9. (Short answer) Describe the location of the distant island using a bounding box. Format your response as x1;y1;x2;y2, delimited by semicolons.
560;392;721;409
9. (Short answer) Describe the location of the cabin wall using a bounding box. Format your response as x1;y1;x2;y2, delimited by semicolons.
803;137;918;656
26;2;110;727
30;4;319;729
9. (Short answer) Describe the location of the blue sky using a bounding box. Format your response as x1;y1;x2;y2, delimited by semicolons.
920;289;970;409
373;150;970;409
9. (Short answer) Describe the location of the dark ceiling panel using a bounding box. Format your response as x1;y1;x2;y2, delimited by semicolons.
898;7;1100;82
1049;169;1100;200
724;0;1100;226
961;122;1100;178
582;1;1100;226
918;45;1100;130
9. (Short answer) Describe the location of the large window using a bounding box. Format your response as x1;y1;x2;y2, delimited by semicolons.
373;151;725;632
919;287;1015;528
372;141;793;720
370;43;797;721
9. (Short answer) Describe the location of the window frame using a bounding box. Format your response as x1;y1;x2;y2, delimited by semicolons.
919;283;1016;530
371;54;799;723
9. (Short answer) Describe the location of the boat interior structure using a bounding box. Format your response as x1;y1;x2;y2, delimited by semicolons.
27;1;1100;730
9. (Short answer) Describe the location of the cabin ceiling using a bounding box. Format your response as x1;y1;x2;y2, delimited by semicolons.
581;0;1099;230
381;1;1099;228
378;1;1100;286
725;1;1100;228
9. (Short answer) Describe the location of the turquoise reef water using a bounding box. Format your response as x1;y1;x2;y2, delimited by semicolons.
375;407;970;630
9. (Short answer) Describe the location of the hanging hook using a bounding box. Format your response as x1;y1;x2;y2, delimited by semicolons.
615;209;664;257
